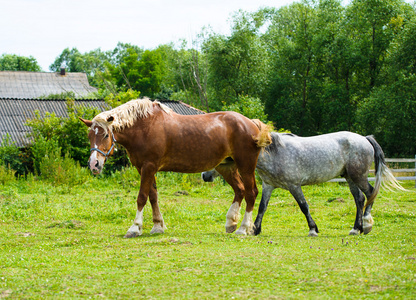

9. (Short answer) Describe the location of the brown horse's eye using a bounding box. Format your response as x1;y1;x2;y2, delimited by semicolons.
104;134;109;139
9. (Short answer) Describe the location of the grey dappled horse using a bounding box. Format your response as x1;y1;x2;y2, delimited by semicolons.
202;131;403;236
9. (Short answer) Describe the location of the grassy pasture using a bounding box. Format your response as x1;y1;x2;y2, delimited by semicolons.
0;172;415;299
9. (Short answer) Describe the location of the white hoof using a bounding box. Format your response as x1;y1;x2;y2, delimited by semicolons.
124;224;142;238
234;211;254;235
235;226;248;235
308;229;318;237
349;228;360;235
226;225;237;233
363;215;374;235
235;224;255;235
225;202;240;233
150;224;165;234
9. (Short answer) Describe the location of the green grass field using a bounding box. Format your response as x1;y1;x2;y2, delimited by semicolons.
1;172;415;299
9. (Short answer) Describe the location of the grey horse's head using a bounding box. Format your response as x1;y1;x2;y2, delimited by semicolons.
201;169;220;182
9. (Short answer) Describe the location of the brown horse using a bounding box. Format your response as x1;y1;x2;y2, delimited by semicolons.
80;98;271;237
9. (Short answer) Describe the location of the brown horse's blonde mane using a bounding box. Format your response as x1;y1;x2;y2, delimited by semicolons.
91;97;172;133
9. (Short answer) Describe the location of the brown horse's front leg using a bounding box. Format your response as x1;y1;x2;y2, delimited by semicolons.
124;164;157;238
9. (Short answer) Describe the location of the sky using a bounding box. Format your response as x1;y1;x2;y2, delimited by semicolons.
1;0;294;71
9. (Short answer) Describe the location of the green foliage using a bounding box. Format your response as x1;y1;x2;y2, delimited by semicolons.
39;91;77;100
30;135;91;185
104;48;165;97
0;164;16;185
104;89;141;108
356;75;416;156
26;101;100;167
0;135;26;175
49;47;110;81
356;15;416;156
203;10;270;109
222;95;270;124
0;53;42;71
30;136;60;175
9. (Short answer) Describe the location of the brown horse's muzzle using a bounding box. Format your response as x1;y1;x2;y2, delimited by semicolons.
88;152;106;175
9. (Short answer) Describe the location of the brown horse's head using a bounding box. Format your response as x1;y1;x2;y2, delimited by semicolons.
80;116;116;175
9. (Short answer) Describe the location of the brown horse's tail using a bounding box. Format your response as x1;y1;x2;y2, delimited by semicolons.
251;119;272;148
364;136;406;209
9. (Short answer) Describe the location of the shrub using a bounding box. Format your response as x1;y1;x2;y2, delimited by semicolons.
31;136;90;185
0;163;16;185
26;100;101;167
0;135;26;175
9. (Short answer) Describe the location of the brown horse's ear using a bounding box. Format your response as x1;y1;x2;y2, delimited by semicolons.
79;117;93;127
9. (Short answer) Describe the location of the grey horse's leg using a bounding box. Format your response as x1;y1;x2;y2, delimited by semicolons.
346;176;375;235
253;183;275;235
288;185;319;237
361;182;375;234
346;179;365;235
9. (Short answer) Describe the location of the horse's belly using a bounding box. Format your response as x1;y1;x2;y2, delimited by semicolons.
298;162;344;185
158;155;226;173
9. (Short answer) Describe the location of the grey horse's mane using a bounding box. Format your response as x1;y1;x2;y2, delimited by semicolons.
268;132;294;152
91;97;172;133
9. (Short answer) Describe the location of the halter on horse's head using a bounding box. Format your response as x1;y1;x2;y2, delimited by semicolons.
79;116;116;175
89;130;116;158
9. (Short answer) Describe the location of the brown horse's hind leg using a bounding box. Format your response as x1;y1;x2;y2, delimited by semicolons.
215;164;245;233
149;177;166;234
235;170;258;235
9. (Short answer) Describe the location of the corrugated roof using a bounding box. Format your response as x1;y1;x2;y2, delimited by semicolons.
0;98;205;147
0;71;98;99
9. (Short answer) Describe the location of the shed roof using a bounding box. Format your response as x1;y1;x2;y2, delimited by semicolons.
0;98;205;147
0;71;98;99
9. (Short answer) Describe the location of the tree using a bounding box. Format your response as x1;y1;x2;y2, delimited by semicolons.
356;14;416;156
165;40;210;111
104;48;165;97
222;95;270;124
345;0;406;90
0;54;42;71
265;1;318;135
203;10;271;110
49;47;111;84
312;0;356;132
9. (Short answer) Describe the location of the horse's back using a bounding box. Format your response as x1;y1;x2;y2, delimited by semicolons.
257;131;374;187
157;111;262;173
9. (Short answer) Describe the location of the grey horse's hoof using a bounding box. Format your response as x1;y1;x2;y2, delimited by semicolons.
363;226;373;235
363;215;374;235
349;229;360;235
226;225;237;233
308;229;318;237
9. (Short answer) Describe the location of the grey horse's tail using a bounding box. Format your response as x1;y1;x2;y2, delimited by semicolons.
365;136;405;209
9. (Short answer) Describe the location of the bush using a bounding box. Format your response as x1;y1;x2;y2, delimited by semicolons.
0;163;16;185
31;136;90;185
0;135;26;175
26;100;101;167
